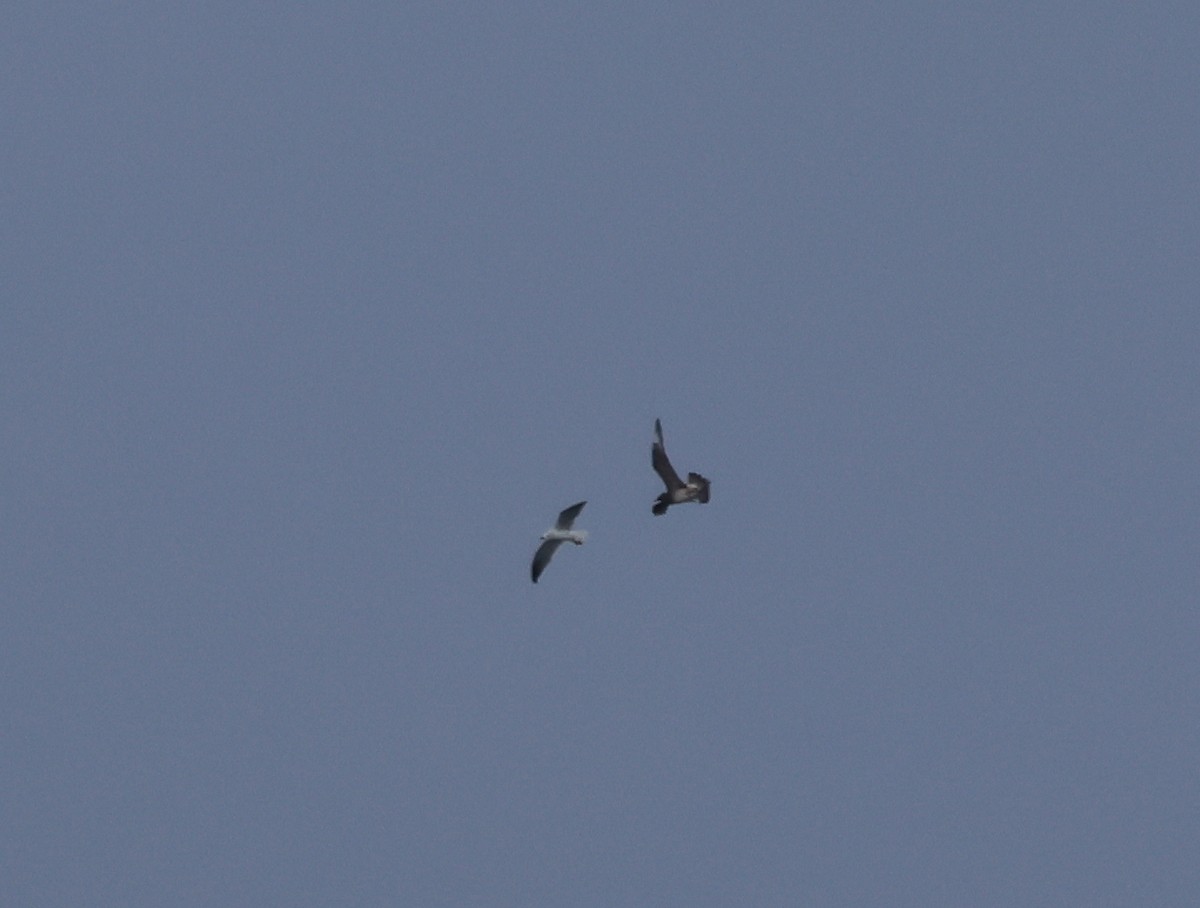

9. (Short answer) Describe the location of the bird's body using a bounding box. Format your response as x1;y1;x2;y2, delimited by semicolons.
531;501;588;582
651;419;710;515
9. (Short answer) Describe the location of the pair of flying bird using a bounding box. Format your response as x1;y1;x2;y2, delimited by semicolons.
531;419;711;583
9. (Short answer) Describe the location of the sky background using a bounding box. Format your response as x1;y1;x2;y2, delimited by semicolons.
4;3;1199;906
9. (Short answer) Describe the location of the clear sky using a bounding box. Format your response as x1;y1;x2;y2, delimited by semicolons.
4;4;1198;906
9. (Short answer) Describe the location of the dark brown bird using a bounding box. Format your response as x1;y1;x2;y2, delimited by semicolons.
651;419;710;515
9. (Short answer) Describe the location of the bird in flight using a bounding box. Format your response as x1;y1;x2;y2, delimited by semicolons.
651;419;711;516
531;501;588;583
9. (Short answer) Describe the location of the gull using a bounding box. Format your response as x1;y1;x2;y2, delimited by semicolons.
651;419;711;515
531;501;588;583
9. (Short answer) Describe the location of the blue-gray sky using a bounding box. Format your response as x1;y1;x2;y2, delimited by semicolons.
4;4;1198;905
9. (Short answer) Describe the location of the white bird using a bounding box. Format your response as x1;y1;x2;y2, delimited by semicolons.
651;419;711;515
531;501;588;583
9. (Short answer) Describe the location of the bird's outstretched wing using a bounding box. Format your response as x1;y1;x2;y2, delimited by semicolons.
651;419;684;491
555;500;587;530
688;473;712;503
531;539;563;583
